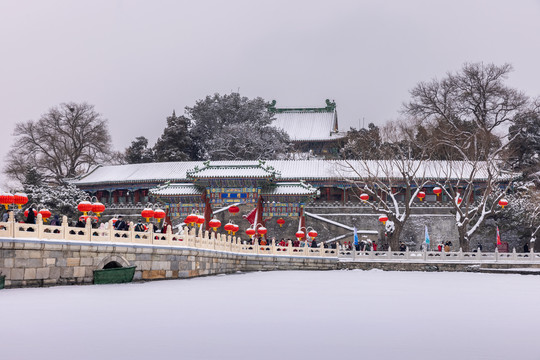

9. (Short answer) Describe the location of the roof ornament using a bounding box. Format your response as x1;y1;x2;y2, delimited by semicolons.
325;99;336;111
267;100;277;112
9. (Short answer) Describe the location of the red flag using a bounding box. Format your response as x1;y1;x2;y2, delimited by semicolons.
496;226;501;245
243;207;257;225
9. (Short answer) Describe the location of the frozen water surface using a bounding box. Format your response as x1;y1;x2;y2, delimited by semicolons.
1;270;539;360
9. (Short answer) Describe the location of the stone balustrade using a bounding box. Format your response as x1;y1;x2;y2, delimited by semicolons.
0;214;337;258
338;246;540;263
1;214;537;264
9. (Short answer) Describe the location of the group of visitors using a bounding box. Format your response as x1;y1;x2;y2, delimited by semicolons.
248;237;319;248
436;241;453;252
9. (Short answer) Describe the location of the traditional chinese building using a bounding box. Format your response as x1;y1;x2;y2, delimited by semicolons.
268;99;346;157
149;161;319;231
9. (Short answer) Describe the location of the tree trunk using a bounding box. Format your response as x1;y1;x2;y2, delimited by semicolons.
458;226;470;252
387;223;403;250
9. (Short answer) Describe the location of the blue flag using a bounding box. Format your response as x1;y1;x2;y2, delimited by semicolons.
425;225;430;245
354;226;359;246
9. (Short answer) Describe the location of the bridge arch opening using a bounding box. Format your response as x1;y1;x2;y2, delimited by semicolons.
103;261;123;269
96;255;131;270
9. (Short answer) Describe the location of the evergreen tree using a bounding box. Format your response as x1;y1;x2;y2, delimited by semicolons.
124;136;155;164
153;111;193;162
342;123;381;159
22;166;44;189
187;93;289;160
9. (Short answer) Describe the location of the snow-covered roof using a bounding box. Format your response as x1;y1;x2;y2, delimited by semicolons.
269;100;345;142
273;111;344;142
74;160;517;187
263;182;318;196
187;161;280;179
150;183;202;196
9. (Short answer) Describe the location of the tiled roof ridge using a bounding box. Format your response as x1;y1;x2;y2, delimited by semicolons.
267;99;336;113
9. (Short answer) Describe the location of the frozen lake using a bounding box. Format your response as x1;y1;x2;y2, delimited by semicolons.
1;270;539;360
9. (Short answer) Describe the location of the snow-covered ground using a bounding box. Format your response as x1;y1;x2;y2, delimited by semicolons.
1;270;539;360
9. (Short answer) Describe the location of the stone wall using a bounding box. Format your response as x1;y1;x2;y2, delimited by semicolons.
0;238;338;288
303;206;459;250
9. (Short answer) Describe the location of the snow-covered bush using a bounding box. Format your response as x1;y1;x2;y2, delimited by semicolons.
24;184;88;220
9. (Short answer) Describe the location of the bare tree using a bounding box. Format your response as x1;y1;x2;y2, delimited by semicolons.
5;102;112;185
403;62;531;251
430;161;510;251
341;121;431;249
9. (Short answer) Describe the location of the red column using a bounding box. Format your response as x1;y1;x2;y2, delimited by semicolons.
203;192;213;231
113;190;119;204
326;188;331;201
256;196;263;228
299;206;306;232
134;190;140;203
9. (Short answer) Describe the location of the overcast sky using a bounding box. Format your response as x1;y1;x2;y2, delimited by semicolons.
1;0;539;188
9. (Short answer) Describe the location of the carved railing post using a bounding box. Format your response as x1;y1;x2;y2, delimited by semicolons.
62;216;69;240
36;213;43;239
165;224;172;245
85;217;92;242
287;240;293;256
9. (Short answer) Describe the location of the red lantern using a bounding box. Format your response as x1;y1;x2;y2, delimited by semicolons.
185;213;197;225
231;224;239;235
276;218;285;227
457;197;463;205
209;218;221;231
257;226;267;235
433;187;442;197
498;198;508;209
224;222;234;234
77;201;92;215
308;230;318;238
196;215;205;226
295;231;305;240
379;215;388;225
0;193;14;210
13;193;28;209
246;228;256;238
39;208;52;222
24;208;37;217
154;208;166;223
360;193;369;202
228;206;240;214
417;191;426;201
91;202;106;216
141;208;155;222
